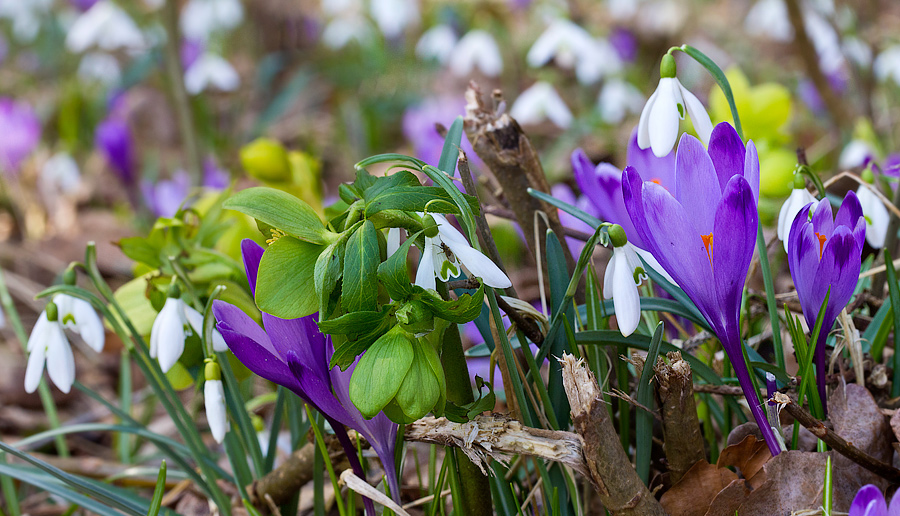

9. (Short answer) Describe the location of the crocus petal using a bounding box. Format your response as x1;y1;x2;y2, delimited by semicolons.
45;324;75;393
678;79;713;145
743;140;761;202
648;78;681;158
674;133;721;236
24;323;49;393
707;122;746;193
241;239;265;296
810;197;834;237
610;249;641;336
888;488;900;515
857;185;888;249
205;379;229;443
627;129;676;189
849;484;886;516
815;226;862;327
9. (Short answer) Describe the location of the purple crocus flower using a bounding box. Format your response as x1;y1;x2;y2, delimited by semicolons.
213;240;400;511
95;115;135;184
0;97;41;175
609;26;638;63
849;484;900;516
621;122;779;454
69;0;99;11
203;158;229;189
787;191;865;412
141;170;190;218
573;129;676;250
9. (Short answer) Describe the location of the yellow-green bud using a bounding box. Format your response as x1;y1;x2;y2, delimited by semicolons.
63;266;77;286
251;415;265;433
204;360;222;381
660;54;677;79
46;301;59;322
422;215;439;238
793;173;806;189
861;166;875;184
166;282;181;299
608;224;628;248
240;138;291;182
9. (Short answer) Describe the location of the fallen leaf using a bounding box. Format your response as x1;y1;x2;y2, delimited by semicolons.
660;460;738;516
716;434;771;486
735;450;826;516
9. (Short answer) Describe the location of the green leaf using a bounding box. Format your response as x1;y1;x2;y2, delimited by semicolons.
362;170;421;201
349;326;415;417
329;312;394;370
365;186;465;216
886;250;900;398
394;338;443;422
317;307;391;335
419;283;485;324
314;235;348;319
256;236;323;319
377;231;418;301
343;220;380;312
224;187;330;244
438;116;463;176
636;322;664;484
117;236;163;268
147;461;166;516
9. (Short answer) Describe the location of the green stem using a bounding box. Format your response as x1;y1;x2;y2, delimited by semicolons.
0;268;69;458
440;323;493;516
162;0;203;182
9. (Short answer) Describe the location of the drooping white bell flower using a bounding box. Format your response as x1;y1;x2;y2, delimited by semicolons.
180;0;244;42
856;177;889;249
204;360;229;443
0;0;51;43
597;78;644;124
637;54;713;158
603;226;646;337
184;53;239;95
414;214;512;292
370;0;418;39
66;1;145;53
40;152;82;198
510;82;573;129
322;16;375;49
838;139;878;170
150;295;227;373
875;45;900;86
415;25;457;64
24;294;102;395
449;30;503;78
744;0;793;42
527;19;622;86
776;179;817;253
76;52;121;87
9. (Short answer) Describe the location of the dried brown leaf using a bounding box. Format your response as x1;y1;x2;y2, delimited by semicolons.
660;460;738;516
716;434;771;486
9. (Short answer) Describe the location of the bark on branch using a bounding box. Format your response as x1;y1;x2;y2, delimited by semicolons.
654;352;706;484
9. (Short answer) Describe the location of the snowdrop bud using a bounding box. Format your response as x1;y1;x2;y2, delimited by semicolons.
660;53;676;78
608;224;628;248
861;166;875;184
422;214;439;238
63;266;77;286
205;359;221;382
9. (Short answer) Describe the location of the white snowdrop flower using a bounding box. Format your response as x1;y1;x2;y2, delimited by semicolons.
744;0;792;41
510;82;573;129
575;39;623;85
603;226;646;337
776;182;816;252
857;183;889;249
184;53;239;95
527;20;621;85
77;52;121;86
66;1;145;53
370;0;418;39
874;45;900;86
24;294;101;395
322;16;375;49
415;25;457;64
414;214;511;292
838;139;877;170
180;0;244;41
638;54;712;157
0;0;51;43
597;78;644;124
449;30;502;78
606;0;641;20
842;37;871;68
150;296;227;373
323;0;362;17
40;153;82;197
204;361;228;443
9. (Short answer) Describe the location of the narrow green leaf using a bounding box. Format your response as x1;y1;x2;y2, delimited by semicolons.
680;44;744;139
886;250;900;397
343;220;380;312
224;187;330;244
866;298;893;358
256;236;322;319
546;229;573;428
438;117;464;176
636;322;664;484
147;461;166;516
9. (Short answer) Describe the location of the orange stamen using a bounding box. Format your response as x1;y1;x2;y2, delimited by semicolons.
650;178;662;185
701;233;714;265
815;232;827;259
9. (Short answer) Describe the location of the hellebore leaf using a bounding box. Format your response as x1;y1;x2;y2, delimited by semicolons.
343;220;380;313
419;282;485;324
361;169;421;201
349;327;415;418
314;233;349;319
256;236;322;319
318;307;392;336
377;230;422;301
364;186;461;217
224;187;331;244
395;300;435;334
393;338;443;422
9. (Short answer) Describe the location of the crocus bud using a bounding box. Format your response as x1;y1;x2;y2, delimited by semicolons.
240;138;290;182
422;214;439;238
660;53;676;79
766;372;777;406
608;224;628;248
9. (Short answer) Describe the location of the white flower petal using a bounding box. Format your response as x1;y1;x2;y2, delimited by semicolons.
637;88;659;150
450;30;502;77
46;324;75;393
415;237;437;291
185;54;239;95
370;0;418;39
205;379;229;443
510;82;573;129
602;250;616;300
415;24;456;64
777;188;816;252
858;185;889;249
27;312;51;352
442;239;511;289
24;326;49;393
68;296;105;352
678;79;713;145
526;22;565;68
611;249;641;336
632;246;677;285
181;0;244;41
597;78;644;124
66;1;145;53
387;227;402;257
153;298;188;373
647;78;681;157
